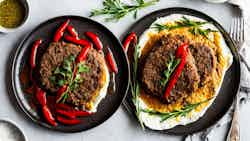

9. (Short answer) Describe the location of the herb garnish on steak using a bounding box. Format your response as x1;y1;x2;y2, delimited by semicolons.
39;42;107;110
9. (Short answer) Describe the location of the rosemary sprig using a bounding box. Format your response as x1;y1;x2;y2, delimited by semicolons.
152;16;217;39
142;98;212;122
90;0;159;22
160;55;180;86
189;27;217;39
130;44;145;129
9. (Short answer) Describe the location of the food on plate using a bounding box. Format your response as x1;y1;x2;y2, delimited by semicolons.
39;42;109;112
19;19;118;126
125;14;233;130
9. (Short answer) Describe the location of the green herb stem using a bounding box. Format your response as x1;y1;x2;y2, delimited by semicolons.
160;55;180;86
152;16;217;39
130;44;145;129
142;98;212;122
90;0;159;22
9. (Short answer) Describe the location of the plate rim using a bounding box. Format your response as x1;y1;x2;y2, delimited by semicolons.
11;15;130;132
122;7;241;135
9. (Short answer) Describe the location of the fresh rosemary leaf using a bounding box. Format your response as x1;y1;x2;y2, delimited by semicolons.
160;55;180;86
130;44;145;129
152;16;217;39
152;23;179;31
189;28;217;39
142;98;212;122
136;0;145;4
90;0;159;22
61;92;69;103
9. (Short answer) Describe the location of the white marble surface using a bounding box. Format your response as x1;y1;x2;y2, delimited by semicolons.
0;0;249;141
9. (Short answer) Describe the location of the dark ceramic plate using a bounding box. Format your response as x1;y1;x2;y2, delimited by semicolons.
122;7;241;135
11;16;129;132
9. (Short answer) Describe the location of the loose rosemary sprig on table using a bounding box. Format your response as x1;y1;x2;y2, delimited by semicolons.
141;98;212;122
90;0;159;22
130;44;145;129
152;16;217;39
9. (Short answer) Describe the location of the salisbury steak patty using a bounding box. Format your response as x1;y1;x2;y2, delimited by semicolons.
189;43;216;86
39;42;107;110
39;42;81;92
141;34;216;103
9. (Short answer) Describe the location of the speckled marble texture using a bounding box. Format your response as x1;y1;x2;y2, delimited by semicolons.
0;0;249;141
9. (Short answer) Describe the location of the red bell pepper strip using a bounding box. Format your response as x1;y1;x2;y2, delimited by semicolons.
56;109;76;119
67;25;78;38
56;103;73;111
57;116;81;125
30;39;43;69
42;106;57;126
85;31;103;51
74;111;92;117
106;48;118;74
35;86;47;106
56;85;68;103
72;44;91;79
54;19;70;42
56;104;92;117
76;44;91;63
64;35;90;47
164;43;189;99
123;32;137;52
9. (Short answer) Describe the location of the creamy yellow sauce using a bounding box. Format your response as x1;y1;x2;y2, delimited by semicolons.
139;24;228;113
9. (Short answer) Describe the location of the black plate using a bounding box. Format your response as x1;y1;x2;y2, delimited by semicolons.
122;7;241;135
11;16;129;132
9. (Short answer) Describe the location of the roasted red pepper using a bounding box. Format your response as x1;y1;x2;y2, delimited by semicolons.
67;25;78;38
56;109;76;119
123;32;137;52
54;19;70;42
76;44;91;63
73;111;92;117
30;39;43;69
42;106;57;126
35;86;47;106
85;31;103;51
56;103;73;111
106;48;118;74
56;85;68;103
56;104;92;117
64;35;90;47
57;116;81;125
164;43;189;99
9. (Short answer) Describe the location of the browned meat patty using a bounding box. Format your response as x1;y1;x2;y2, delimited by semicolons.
39;42;81;92
141;34;216;103
189;43;216;86
39;42;107;110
